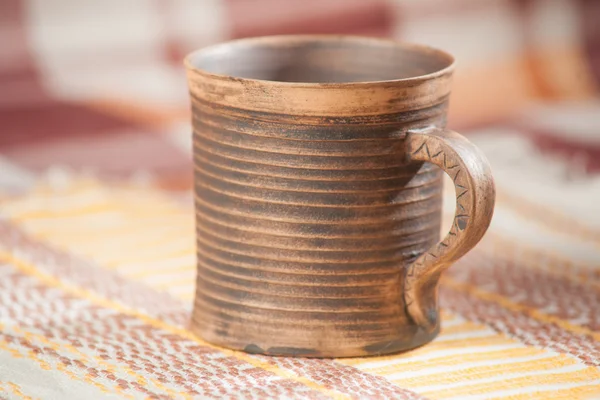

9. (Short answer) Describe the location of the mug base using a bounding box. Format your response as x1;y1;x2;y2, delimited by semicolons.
191;323;441;359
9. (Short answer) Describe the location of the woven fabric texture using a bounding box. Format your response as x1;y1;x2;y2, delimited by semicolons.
1;0;600;399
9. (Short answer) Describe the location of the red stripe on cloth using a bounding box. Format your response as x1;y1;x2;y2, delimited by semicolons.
225;0;394;38
1;128;191;177
0;0;48;107
511;112;600;174
528;129;600;174
257;356;427;400
0;102;135;148
579;0;600;86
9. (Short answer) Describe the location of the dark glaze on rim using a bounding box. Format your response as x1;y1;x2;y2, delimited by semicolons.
186;35;494;358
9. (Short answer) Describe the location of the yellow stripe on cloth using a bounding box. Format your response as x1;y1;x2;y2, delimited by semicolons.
342;336;525;368
340;314;533;369
0;182;197;300
366;347;550;376
422;367;600;399
131;263;196;279
502;382;600;400
396;354;578;388
107;244;195;269
0;381;36;400
338;311;600;399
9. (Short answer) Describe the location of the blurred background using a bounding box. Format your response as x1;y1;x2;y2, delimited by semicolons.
1;0;599;239
1;3;599;397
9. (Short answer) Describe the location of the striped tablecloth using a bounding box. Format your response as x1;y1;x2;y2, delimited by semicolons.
1;125;599;399
2;0;600;398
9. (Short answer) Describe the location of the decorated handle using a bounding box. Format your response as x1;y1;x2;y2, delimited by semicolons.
404;128;496;331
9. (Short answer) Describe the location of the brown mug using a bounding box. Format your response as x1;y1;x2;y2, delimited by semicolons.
185;35;495;358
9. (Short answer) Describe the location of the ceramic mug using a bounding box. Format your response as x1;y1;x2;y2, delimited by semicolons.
185;35;495;358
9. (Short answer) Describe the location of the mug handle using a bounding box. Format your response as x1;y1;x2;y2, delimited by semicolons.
404;128;496;332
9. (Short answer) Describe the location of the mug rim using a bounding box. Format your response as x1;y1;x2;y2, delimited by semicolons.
184;34;456;87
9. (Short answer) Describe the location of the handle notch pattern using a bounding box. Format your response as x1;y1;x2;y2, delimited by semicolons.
404;129;495;331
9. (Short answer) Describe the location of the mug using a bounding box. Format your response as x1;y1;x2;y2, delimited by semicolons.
185;35;495;358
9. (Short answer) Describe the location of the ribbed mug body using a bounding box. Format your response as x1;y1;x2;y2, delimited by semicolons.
186;35;454;357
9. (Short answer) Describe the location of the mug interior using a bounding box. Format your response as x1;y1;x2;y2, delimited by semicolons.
186;35;454;84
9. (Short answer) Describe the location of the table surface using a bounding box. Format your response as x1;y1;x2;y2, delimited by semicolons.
1;119;599;399
2;0;600;397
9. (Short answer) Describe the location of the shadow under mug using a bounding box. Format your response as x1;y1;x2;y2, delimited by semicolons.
185;35;495;358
